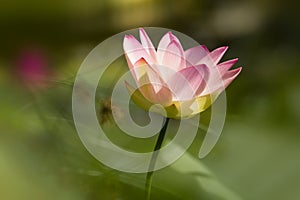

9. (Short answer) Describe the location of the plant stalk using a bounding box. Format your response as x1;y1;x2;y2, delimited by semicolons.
145;117;170;200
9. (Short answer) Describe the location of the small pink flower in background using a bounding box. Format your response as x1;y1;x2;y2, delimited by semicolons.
124;28;242;118
16;47;51;89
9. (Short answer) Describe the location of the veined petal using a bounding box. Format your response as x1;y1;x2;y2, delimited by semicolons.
157;32;185;71
193;64;210;96
209;46;228;64
157;32;180;53
139;28;157;61
138;83;173;106
132;58;160;91
199;70;223;95
172;65;240;117
124;56;135;85
123;35;153;65
221;67;242;89
162;41;186;70
217;58;238;75
167;64;208;101
125;56;153;84
201;67;242;107
185;45;209;67
126;82;179;118
133;58;173;106
201;66;242;96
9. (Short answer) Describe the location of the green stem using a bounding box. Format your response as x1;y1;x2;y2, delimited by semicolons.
145;117;170;200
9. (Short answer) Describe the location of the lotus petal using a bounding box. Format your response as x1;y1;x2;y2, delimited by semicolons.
123;35;153;65
139;28;157;61
185;45;209;67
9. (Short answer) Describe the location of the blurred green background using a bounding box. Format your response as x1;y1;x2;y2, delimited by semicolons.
1;0;300;199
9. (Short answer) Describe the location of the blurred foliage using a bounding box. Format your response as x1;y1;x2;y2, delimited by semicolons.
1;0;300;199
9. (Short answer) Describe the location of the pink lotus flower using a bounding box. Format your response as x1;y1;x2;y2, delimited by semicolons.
124;28;242;118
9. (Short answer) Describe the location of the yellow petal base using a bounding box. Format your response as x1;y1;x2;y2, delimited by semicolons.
125;82;213;119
